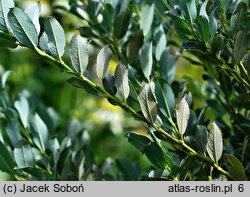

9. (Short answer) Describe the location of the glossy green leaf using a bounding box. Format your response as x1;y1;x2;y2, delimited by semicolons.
116;158;141;181
126;132;151;153
224;154;247;181
140;42;153;80
144;142;173;171
102;74;117;96
0;0;14;31
96;45;112;79
159;48;176;83
70;33;89;74
199;0;209;19
1;70;11;88
6;120;22;147
176;97;190;136
195;125;208;153
140;3;154;36
31;113;49;152
155;25;167;61
44;16;65;58
138;82;157;123
206;122;223;163
25;2;41;34
179;0;197;23
113;0;130;38
114;63;130;100
155;78;175;118
234;30;249;65
8;7;38;48
0;140;15;175
14;94;29;129
209;10;217;41
230;2;247;37
126;31;144;63
197;15;209;44
14;142;34;168
179;156;197;180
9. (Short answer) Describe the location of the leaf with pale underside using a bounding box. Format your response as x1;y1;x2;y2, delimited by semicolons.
206;122;223;164
8;7;38;48
176;97;190;136
114;63;130;100
138;81;157;123
44;16;65;58
0;0;14;31
96;45;112;79
70;33;89;74
25;2;41;35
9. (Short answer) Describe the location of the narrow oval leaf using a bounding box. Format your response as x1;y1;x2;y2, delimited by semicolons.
234;30;250;65
113;0;131;38
224;154;247;181
140;4;154;36
230;2;247;37
39;31;50;54
114;63;130;100
159;48;176;83
199;0;209;19
144;142;173;171
0;0;14;31
138;81;157;123
125;132;151;153
195;125;208;153
179;0;197;23
6;120;22;147
8;7;38;48
176;97;190;136
0;141;15;175
140;42;153;80
24;2;41;34
44;16;65;58
155;78;175;118
14;94;29;129
14;142;34;168
31;113;49;152
70;33;89;74
96;45;112;79
206;122;223;163
155;25;167;61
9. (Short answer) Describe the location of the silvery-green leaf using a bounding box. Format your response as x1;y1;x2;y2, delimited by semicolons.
6;120;22;147
199;0;209;19
70;33;89;74
176;97;190;136
155;25;167;61
179;0;197;23
8;7;38;48
140;3;154;36
209;10;217;41
1;70;11;88
14;142;34;168
96;45;112;79
44;16;65;58
207;122;223;163
155;78;175;118
31;113;49;152
14;94;29;129
39;31;50;54
114;63;130;101
234;30;249;65
24;2;41;34
140;42;153;80
138;81;157;123
0;0;14;31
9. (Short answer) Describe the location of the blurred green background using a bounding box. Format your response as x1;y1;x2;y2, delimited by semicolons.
0;0;207;180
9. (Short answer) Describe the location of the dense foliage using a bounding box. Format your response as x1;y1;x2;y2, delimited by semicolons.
0;0;250;180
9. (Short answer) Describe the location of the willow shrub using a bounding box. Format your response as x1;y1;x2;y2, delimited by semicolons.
0;0;250;180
